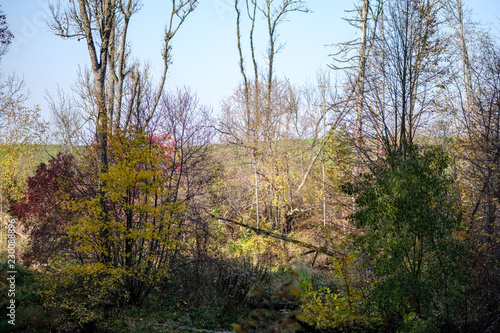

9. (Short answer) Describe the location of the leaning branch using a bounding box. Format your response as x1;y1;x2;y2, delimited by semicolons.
206;210;339;257
148;0;198;124
296;93;352;192
156;322;232;333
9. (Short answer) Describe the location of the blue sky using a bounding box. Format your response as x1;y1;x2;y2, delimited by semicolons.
1;0;499;122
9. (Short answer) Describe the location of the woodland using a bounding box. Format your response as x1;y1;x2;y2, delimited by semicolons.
1;0;500;332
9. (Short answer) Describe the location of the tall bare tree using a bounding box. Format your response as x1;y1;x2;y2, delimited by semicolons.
330;0;382;139
220;0;307;230
362;0;446;152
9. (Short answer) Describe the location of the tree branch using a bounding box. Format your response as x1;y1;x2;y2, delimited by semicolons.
206;209;339;257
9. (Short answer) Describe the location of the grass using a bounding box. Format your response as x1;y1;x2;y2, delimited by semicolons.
0;260;58;332
34;144;88;165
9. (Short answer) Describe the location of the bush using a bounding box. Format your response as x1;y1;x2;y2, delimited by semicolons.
343;144;468;329
155;254;268;330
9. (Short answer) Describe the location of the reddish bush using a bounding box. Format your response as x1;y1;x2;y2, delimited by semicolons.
12;152;94;266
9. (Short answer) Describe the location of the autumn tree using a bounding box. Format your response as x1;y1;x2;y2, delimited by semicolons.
28;129;186;327
12;153;91;266
16;87;217;324
47;0;198;265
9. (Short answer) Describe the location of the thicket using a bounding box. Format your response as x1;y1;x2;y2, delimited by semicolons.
2;135;495;332
2;0;500;332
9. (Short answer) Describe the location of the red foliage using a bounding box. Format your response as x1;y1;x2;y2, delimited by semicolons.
152;133;174;155
12;133;178;266
11;152;94;266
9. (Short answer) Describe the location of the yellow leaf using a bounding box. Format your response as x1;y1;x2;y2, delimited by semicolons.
289;288;302;296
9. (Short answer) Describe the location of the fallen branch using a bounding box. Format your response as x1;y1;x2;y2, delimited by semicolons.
249;301;300;311
156;322;232;333
206;210;339;258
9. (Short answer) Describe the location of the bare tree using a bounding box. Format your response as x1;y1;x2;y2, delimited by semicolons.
362;0;447;152
48;0;198;133
329;0;383;139
444;0;474;107
46;85;84;148
148;87;216;273
449;30;500;329
220;0;307;230
152;87;215;205
220;78;300;230
258;0;309;141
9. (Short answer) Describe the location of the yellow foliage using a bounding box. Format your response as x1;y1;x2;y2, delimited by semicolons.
0;96;47;202
40;127;187;321
230;323;246;333
300;283;380;330
289;287;302;296
39;262;128;325
299;240;382;330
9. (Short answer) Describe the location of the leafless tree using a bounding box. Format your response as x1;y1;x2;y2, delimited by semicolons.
329;0;383;139
148;87;217;272
361;0;447;153
152;87;215;205
46;85;85;148
448;29;500;328
219;0;307;230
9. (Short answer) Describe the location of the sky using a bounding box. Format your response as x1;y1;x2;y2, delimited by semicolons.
1;0;499;124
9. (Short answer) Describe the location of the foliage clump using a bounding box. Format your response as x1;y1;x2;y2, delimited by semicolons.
344;144;467;330
13;128;188;328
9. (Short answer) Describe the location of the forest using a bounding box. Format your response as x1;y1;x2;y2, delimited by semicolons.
1;0;500;332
